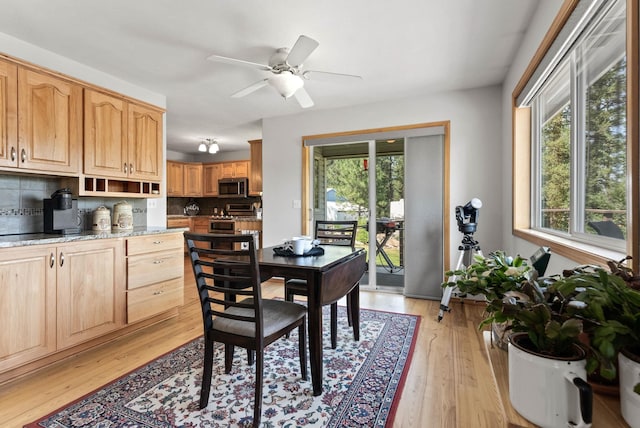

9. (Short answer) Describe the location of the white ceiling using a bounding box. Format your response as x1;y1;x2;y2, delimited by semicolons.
0;0;539;155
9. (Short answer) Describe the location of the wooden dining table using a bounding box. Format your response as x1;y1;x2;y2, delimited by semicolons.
256;245;367;396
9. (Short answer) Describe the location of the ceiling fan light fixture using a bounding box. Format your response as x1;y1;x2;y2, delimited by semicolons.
268;72;303;98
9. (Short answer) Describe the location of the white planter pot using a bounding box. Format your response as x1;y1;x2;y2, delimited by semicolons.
508;333;592;428
619;350;640;428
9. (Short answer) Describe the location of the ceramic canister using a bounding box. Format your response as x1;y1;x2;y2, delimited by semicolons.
112;201;133;232
92;206;111;232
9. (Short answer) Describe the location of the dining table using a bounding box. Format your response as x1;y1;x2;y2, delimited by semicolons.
257;244;367;396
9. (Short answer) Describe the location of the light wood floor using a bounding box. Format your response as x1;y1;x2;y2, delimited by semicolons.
0;257;503;427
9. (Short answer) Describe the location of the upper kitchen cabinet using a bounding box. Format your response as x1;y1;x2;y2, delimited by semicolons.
221;160;249;179
166;160;184;196
0;59;17;168
80;91;163;197
249;139;262;196
85;91;162;182
84;89;127;177
17;67;82;174
166;161;202;197
183;163;203;197
128;102;162;181
203;162;221;196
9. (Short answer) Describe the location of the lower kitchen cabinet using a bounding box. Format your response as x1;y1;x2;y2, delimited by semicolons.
126;232;184;323
0;231;184;381
0;245;57;373
191;217;211;249
56;239;126;349
0;239;125;372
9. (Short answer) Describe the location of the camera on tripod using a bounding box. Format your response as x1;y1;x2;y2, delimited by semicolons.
455;198;482;235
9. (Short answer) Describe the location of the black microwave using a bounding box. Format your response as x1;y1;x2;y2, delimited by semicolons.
218;178;248;197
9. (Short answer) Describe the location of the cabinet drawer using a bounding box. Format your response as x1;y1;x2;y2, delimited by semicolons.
167;218;191;228
127;249;183;289
127;233;183;256
127;277;183;323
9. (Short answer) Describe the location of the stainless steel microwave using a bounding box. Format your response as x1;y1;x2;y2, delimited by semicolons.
218;178;248;197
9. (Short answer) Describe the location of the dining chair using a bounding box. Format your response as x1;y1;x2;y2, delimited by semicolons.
185;232;307;427
284;220;360;349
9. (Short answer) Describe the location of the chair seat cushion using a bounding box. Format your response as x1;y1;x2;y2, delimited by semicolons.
213;299;306;338
285;279;308;295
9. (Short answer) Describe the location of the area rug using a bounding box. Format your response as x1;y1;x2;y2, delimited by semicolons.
26;306;419;428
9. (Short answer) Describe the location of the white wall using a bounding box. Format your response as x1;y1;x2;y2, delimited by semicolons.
262;85;504;267
0;32;168;227
500;0;577;273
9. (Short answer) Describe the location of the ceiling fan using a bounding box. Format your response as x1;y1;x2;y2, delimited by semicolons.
207;35;362;108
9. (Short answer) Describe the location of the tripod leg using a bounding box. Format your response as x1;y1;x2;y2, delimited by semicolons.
438;250;466;321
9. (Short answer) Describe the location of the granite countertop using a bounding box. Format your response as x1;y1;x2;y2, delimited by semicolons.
167;215;262;221
0;227;188;248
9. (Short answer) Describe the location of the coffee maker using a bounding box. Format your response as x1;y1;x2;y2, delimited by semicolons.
44;188;81;235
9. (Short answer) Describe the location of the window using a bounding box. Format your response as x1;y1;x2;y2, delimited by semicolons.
518;0;629;258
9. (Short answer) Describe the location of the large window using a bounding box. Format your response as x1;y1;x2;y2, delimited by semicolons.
528;0;627;252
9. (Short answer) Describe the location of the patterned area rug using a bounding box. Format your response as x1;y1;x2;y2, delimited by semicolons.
26;307;419;428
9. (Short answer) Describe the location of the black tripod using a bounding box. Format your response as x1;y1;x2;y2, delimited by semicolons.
438;233;482;321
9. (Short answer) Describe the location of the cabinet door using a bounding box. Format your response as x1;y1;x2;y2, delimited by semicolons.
56;240;125;349
203;163;221;196
18;68;81;173
128;102;162;181
183;163;203;197
0;59;17;168
221;162;235;178
84;89;128;178
191;217;211;249
249;140;262;195
166;161;184;196
234;160;249;178
0;245;56;372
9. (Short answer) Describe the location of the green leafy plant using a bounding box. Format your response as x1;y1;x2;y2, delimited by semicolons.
501;276;586;358
443;251;588;357
560;260;640;381
442;250;534;328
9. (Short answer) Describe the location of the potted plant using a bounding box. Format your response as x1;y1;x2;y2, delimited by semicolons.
498;274;593;428
562;258;640;427
442;250;534;349
444;252;592;425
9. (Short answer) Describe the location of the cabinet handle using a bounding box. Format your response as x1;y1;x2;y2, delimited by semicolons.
153;240;162;244
10;147;16;161
50;253;55;268
21;148;26;163
153;290;163;295
59;252;64;267
153;259;163;264
123;163;128;173
130;163;134;174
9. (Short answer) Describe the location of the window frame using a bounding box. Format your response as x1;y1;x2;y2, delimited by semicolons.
512;0;639;270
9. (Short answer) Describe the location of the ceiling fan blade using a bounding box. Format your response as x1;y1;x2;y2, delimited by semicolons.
231;79;269;98
207;54;272;71
303;70;363;82
293;87;314;108
286;35;319;67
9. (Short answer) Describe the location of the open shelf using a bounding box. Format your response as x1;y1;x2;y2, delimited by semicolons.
60;176;162;198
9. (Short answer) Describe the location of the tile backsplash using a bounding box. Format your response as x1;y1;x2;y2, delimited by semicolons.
0;174;147;235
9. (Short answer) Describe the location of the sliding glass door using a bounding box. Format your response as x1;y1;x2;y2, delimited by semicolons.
311;139;405;290
304;123;447;299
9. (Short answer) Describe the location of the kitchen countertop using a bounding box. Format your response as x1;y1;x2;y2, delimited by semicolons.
167;215;262;221
0;227;188;248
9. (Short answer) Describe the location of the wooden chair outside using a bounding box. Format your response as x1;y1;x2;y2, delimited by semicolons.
185;232;307;427
284;220;361;349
